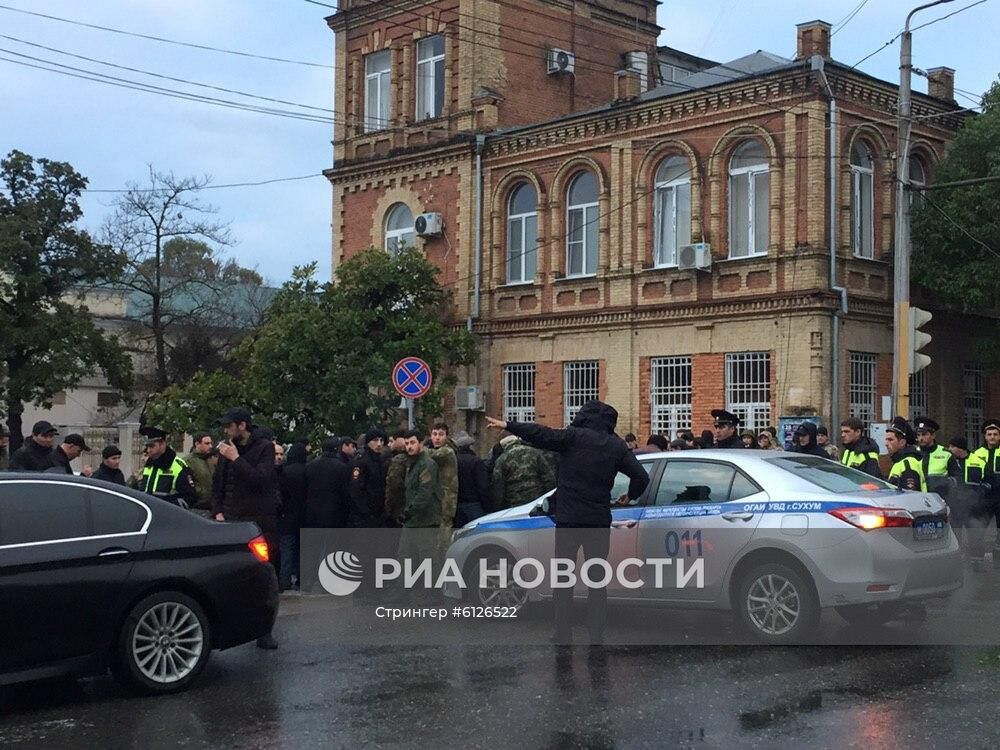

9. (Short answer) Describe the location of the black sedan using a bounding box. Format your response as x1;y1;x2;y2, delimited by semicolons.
0;473;278;694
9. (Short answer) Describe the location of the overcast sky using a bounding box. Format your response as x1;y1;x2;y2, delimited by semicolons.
2;0;996;284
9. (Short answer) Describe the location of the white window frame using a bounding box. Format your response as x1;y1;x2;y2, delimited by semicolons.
653;162;692;268
506;185;537;285
384;204;415;255
728;145;769;259
566;175;599;279
563;360;600;426
725;352;771;432
364;50;391;133
851;144;875;259
416;35;445;122
909;368;928;418
503;364;536;424
963;364;985;449
909;157;926;207
848;352;878;426
650;356;692;437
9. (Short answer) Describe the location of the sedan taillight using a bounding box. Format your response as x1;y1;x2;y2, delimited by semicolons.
828;507;913;531
248;535;270;563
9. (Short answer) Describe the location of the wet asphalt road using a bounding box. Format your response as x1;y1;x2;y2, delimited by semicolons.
4;586;1000;749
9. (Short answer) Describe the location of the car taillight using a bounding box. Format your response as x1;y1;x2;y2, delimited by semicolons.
828;507;913;530
248;535;270;563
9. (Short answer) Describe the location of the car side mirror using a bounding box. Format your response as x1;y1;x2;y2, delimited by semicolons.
529;497;552;517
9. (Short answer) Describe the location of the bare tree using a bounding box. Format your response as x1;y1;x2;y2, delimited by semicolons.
102;168;238;391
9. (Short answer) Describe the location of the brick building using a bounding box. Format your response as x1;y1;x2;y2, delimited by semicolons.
324;0;999;446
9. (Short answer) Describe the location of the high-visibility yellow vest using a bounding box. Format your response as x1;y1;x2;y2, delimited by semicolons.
888;455;928;492
141;456;188;498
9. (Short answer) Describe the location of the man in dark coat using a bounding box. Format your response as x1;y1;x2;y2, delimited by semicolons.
792;422;830;458
454;430;489;525
711;410;744;449
277;440;309;590
487;400;649;645
93;445;127;485
8;420;60;472
50;434;94;476
212;407;279;649
304;436;351;528
349;428;388;528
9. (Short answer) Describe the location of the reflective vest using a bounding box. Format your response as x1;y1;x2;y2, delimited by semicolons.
888;455;928;492
921;444;952;477
141;456;189;499
958;452;987;484
842;447;879;470
971;446;1000;477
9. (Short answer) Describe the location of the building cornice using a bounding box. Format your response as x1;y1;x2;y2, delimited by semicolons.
325;140;473;184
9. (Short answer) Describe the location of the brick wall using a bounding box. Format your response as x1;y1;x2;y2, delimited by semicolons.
534;361;562;426
692;353;726;431
637;355;651;440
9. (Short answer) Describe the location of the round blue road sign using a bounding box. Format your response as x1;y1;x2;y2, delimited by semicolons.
392;357;433;399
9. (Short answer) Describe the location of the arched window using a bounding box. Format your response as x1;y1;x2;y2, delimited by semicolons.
566;171;599;277
653;155;692;267
728;141;769;258
384;203;415;255
909;157;926;206
506;183;537;284
850;142;875;259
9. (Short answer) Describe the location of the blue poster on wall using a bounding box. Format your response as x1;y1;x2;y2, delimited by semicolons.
778;416;821;451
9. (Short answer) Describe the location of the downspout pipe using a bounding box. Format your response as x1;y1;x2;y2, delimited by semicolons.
812;55;849;427
468;134;486;332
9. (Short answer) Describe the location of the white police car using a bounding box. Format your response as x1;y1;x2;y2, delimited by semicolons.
445;451;962;643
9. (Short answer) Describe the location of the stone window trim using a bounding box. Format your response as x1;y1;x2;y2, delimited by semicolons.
506;182;539;286
727;140;771;261
489;169;547;289
652;155;694;269
635;140;703;271
841;124;890;261
849;140;876;260
548;157;610;280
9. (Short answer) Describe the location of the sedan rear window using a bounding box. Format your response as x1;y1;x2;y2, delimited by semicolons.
768;456;895;492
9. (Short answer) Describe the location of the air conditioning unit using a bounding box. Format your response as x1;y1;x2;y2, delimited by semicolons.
678;242;712;271
414;212;443;237
546;48;576;76
454;385;485;411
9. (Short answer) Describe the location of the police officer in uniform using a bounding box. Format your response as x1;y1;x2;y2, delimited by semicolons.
971;419;1000;567
947;436;989;565
884;417;927;492
913;417;960;498
711;410;744;449
839;418;883;479
138;426;198;508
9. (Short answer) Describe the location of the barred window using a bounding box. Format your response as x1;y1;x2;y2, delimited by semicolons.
503;364;535;424
725;352;771;431
563;361;599;426
651;357;692;437
963;364;985;449
909;369;928;418
848;352;878;426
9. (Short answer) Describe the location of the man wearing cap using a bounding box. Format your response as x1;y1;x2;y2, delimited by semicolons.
454;430;489;525
0;424;9;471
884;417;927;492
348;427;388;528
8;420;60;472
711;410;744;449
816;426;840;460
971;419;1000;560
913;417;960;495
139;426;197;508
213;407;279;649
93;445;127;485
338;436;356;465
839;418;883;479
791;422;829;458
50;434;94;476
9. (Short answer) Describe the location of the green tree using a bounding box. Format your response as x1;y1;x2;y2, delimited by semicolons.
0;150;132;449
146;248;476;438
912;78;1000;362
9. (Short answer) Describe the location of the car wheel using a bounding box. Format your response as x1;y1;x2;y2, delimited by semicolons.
115;591;212;694
736;563;818;644
835;603;902;627
468;551;530;611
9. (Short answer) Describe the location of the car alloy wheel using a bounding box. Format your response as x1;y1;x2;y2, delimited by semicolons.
132;601;205;684
746;572;801;637
473;554;529;608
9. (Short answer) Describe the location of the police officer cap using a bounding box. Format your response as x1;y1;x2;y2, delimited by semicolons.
32;420;59;436
983;418;1000;433
887;416;916;443
913;416;939;433
711;409;741;427
139;426;168;444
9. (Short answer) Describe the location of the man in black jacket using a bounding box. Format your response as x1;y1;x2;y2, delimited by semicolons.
711;410;744;449
278;441;309;590
454;431;489;525
304;436;351;528
839;418;884;479
487;400;649;645
349;428;388;528
93;445;126;485
212;407;279;649
791;422;830;458
51;434;94;476
8;420;60;472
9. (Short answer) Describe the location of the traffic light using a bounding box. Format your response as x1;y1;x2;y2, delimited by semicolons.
909;306;932;373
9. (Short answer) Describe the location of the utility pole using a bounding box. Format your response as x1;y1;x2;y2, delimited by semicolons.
892;0;956;419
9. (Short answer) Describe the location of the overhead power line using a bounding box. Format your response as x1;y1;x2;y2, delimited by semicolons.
81;174;325;194
0;2;334;69
832;0;872;36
